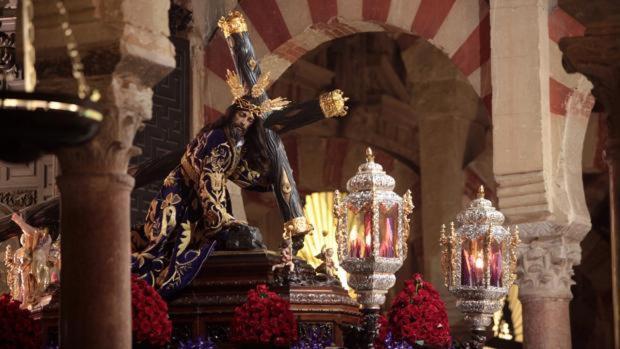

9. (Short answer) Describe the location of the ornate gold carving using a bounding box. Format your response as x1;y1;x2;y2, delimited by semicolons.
225;70;291;116
319;89;349;118
509;226;520;286
449;222;458;287
251;71;270;97
259;96;290;114
333;190;346;262
439;224;450;288
402;189;414;257
280;170;292;202
225;69;246;100
283;217;314;238
248;57;257;71
217;11;248;38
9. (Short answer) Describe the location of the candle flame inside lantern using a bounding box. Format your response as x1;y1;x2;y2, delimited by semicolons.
363;211;372;257
475;254;484;269
349;228;359;257
379;217;395;257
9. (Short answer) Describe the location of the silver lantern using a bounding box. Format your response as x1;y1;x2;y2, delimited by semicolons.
333;148;413;310
440;186;520;338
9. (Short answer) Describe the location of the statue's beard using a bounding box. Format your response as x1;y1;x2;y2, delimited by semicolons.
231;124;246;141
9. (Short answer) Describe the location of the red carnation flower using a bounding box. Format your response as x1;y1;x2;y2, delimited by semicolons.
0;294;41;349
376;274;451;349
131;275;172;346
231;284;298;347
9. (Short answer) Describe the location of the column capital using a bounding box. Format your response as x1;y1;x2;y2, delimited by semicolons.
32;1;176;174
516;232;581;301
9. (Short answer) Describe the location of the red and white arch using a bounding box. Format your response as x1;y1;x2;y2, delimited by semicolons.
548;7;602;171
204;0;491;122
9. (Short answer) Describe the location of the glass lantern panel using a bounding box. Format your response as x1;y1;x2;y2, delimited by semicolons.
460;235;486;287
379;202;399;258
346;204;372;258
490;238;503;287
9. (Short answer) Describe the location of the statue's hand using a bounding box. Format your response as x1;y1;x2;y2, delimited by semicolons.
11;212;24;224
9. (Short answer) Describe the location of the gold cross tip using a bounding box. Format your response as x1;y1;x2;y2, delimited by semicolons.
319;89;349;117
218;11;248;37
366;147;375;162
477;185;485;199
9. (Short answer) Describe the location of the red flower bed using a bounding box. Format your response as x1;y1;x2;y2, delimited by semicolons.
131;275;172;346
377;274;451;349
231;284;298;347
0;294;41;349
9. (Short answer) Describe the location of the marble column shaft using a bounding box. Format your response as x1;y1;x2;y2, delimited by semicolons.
607;138;620;349
31;0;175;346
57;173;134;348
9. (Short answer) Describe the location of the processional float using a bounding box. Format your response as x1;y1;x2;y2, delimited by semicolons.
0;5;522;348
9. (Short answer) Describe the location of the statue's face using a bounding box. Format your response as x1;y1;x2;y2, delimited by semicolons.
232;109;255;136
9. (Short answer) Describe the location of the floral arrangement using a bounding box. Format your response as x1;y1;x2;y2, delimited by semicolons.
131;274;172;347
377;274;451;349
0;294;41;349
230;284;298;347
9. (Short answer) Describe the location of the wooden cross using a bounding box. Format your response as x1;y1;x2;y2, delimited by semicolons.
218;11;348;250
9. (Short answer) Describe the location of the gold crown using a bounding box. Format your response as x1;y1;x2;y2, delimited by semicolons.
225;69;291;116
319;89;349;117
218;11;248;38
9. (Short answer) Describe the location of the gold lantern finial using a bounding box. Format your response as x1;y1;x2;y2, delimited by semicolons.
477;185;485;199
366;147;375;163
218;11;248;38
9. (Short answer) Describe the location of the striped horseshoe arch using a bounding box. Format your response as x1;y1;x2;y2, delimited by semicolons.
204;0;492;122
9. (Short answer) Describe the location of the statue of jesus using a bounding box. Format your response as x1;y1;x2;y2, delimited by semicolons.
131;102;275;298
131;11;348;299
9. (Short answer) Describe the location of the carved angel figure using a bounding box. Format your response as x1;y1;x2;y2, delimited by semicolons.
272;239;295;273
315;245;338;278
6;213;57;308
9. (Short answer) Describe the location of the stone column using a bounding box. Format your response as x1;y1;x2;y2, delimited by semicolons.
491;1;593;348
32;1;175;348
560;22;620;348
607;136;620;349
516;231;581;349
